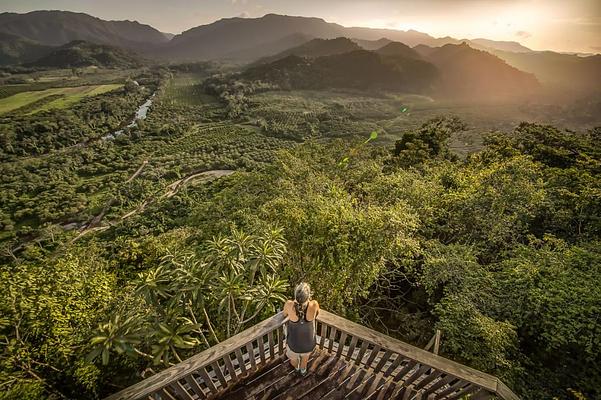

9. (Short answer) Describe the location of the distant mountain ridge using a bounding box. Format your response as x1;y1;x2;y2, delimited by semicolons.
29;40;144;68
0;10;597;94
414;42;539;97
0;10;169;50
244;41;538;98
253;37;361;65
0;32;53;65
160;14;536;62
487;49;601;92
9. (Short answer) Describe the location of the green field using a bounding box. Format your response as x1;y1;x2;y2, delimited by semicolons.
0;84;123;114
164;73;215;105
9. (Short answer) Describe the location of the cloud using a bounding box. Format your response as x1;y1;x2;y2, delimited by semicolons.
590;45;601;51
515;30;532;38
237;11;250;18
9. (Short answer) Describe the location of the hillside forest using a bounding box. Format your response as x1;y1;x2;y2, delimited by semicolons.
0;10;600;400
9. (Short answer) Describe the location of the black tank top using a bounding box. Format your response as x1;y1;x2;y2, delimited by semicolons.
287;304;316;354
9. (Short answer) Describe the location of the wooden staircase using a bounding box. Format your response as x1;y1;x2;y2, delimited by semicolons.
104;310;520;400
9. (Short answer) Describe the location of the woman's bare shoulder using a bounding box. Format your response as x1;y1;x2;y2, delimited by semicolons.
306;300;320;320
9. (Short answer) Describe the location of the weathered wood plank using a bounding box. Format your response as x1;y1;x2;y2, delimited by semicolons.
246;341;257;370
170;381;193;400
257;335;266;365
327;325;338;353
421;374;456;397
234;348;247;375
267;330;275;360
277;325;285;356
355;340;370;366
316;310;503;393
414;370;444;390
345;335;358;361
184;374;206;399
210;361;227;389
158;387;177;400
373;350;393;373
404;364;431;387
444;383;479;400
433;379;467;398
104;312;287;400
105;310;519;400
383;354;405;377
336;332;348;358
319;322;327;349
470;389;495;400
223;354;237;381
364;345;381;369
198;367;218;394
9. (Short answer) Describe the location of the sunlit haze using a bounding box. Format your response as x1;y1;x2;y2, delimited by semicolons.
1;0;600;53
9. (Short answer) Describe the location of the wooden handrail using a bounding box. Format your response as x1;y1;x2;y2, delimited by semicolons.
104;310;520;400
105;312;287;400
316;310;520;400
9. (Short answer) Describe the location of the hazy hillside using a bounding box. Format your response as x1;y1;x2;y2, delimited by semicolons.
29;40;143;68
376;41;422;59
163;14;343;61
470;38;532;53
243;50;409;90
491;49;601;93
376;42;439;91
0;32;53;65
352;38;392;51
253;37;361;65
0;10;169;49
223;33;313;62
416;42;539;98
160;14;525;62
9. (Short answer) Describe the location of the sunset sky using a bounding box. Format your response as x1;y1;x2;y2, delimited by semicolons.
2;0;600;53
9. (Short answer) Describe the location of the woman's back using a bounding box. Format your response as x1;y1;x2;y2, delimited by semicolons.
285;299;318;354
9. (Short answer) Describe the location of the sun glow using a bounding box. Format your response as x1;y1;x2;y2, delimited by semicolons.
346;1;558;48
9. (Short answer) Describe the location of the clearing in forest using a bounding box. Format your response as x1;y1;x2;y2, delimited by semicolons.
0;84;123;115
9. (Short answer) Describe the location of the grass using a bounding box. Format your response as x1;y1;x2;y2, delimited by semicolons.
164;74;216;106
0;84;123;114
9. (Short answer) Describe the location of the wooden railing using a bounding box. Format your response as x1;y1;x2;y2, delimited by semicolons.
104;310;520;400
316;310;519;400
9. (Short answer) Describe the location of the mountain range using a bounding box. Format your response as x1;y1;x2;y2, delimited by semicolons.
243;39;538;98
0;10;169;50
28;40;144;68
0;10;598;94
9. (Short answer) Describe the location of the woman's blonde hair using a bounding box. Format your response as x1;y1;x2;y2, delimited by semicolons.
294;282;311;319
294;282;311;304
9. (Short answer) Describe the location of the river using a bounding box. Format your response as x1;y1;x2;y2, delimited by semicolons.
102;92;155;140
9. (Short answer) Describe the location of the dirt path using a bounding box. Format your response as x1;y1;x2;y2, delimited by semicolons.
71;169;234;242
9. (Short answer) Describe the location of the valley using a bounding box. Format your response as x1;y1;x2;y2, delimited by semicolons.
0;8;599;400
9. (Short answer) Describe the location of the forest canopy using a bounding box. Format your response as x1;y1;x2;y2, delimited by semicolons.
1;116;599;399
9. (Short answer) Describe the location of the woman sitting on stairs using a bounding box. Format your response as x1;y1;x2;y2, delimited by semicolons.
283;282;320;376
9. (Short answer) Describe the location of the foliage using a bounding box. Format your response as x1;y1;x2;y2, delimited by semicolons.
0;64;599;400
0;246;117;399
87;228;289;371
392;116;464;167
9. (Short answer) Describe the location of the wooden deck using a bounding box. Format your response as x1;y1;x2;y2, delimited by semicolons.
105;310;520;400
217;348;435;400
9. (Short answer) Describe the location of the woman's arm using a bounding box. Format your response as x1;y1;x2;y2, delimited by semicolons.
282;300;293;317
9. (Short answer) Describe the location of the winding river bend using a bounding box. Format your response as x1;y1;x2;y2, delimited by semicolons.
102;92;155;140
